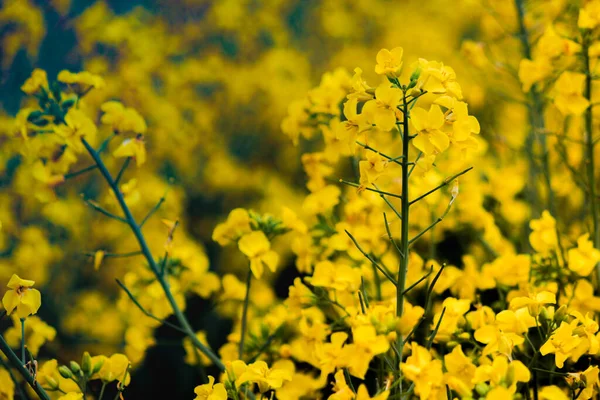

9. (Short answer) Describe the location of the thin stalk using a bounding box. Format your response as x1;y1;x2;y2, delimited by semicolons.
583;36;600;290
394;91;411;397
239;268;253;359
408;167;472;206
64;164;97;180
397;92;410;319
81;138;226;371
99;382;107;400
20;318;25;363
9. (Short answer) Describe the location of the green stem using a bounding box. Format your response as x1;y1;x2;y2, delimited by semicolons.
397;92;410;319
99;382;107;400
394;91;411;396
583;36;600;290
20;318;25;363
0;333;50;400
239;268;252;359
64;164;97;180
81;138;225;371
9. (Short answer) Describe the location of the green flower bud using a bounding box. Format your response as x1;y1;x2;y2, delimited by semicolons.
58;365;73;379
45;376;59;390
475;382;489;396
92;358;105;374
81;351;92;375
70;361;81;374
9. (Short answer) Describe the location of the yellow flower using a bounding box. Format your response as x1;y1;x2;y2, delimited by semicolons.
362;84;402;132
282;207;307;234
194;375;227;400
21;68;48;94
540;321;582;368
113;136;147;166
568;234;600;277
303;185;341;216
401;342;445;400
358;152;388;191
417;59;463;98
329;369;354;400
54;109;97;152
235;360;292;393
2;274;42;318
571;311;599;356
529;211;558;254
509;291;556;316
347;67;374;102
375;47;404;77
94;354;131;385
411;105;449;155
342;325;390;379
100;101;147;134
212;208;252;246
553;71;590;116
238;231;279;279
434;96;480;153
57;70;105;92
579;366;599;399
579;0;600;29
308;260;362;292
473;355;529;393
314;331;348;376
443;345;475;397
518;58;552;92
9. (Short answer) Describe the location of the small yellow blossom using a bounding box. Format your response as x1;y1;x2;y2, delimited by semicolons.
518;58;552;93
212;208;252;246
529;211;558;253
113;135;147;166
362;84;402;132
194;375;227;400
54;108;97;152
374;47;404;77
540;321;582;368
101;101;147;134
235;360;292;393
2;274;42;318
57;70;105;92
553;71;590;116
411;105;449;155
238;231;279;279
358;152;388;191
568;234;600;276
21;68;48;94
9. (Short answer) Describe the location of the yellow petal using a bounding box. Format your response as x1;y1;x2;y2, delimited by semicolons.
2;291;20;315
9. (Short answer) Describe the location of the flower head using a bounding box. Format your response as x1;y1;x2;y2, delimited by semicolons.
2;274;42;319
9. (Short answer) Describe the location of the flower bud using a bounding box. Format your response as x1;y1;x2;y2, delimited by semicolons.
409;88;422;98
92;358;105;374
45;376;59;390
475;382;490;396
70;361;81;374
58;365;73;379
554;305;568;322
81;351;92;375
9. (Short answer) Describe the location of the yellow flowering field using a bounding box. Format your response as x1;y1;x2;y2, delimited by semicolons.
2;0;600;399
